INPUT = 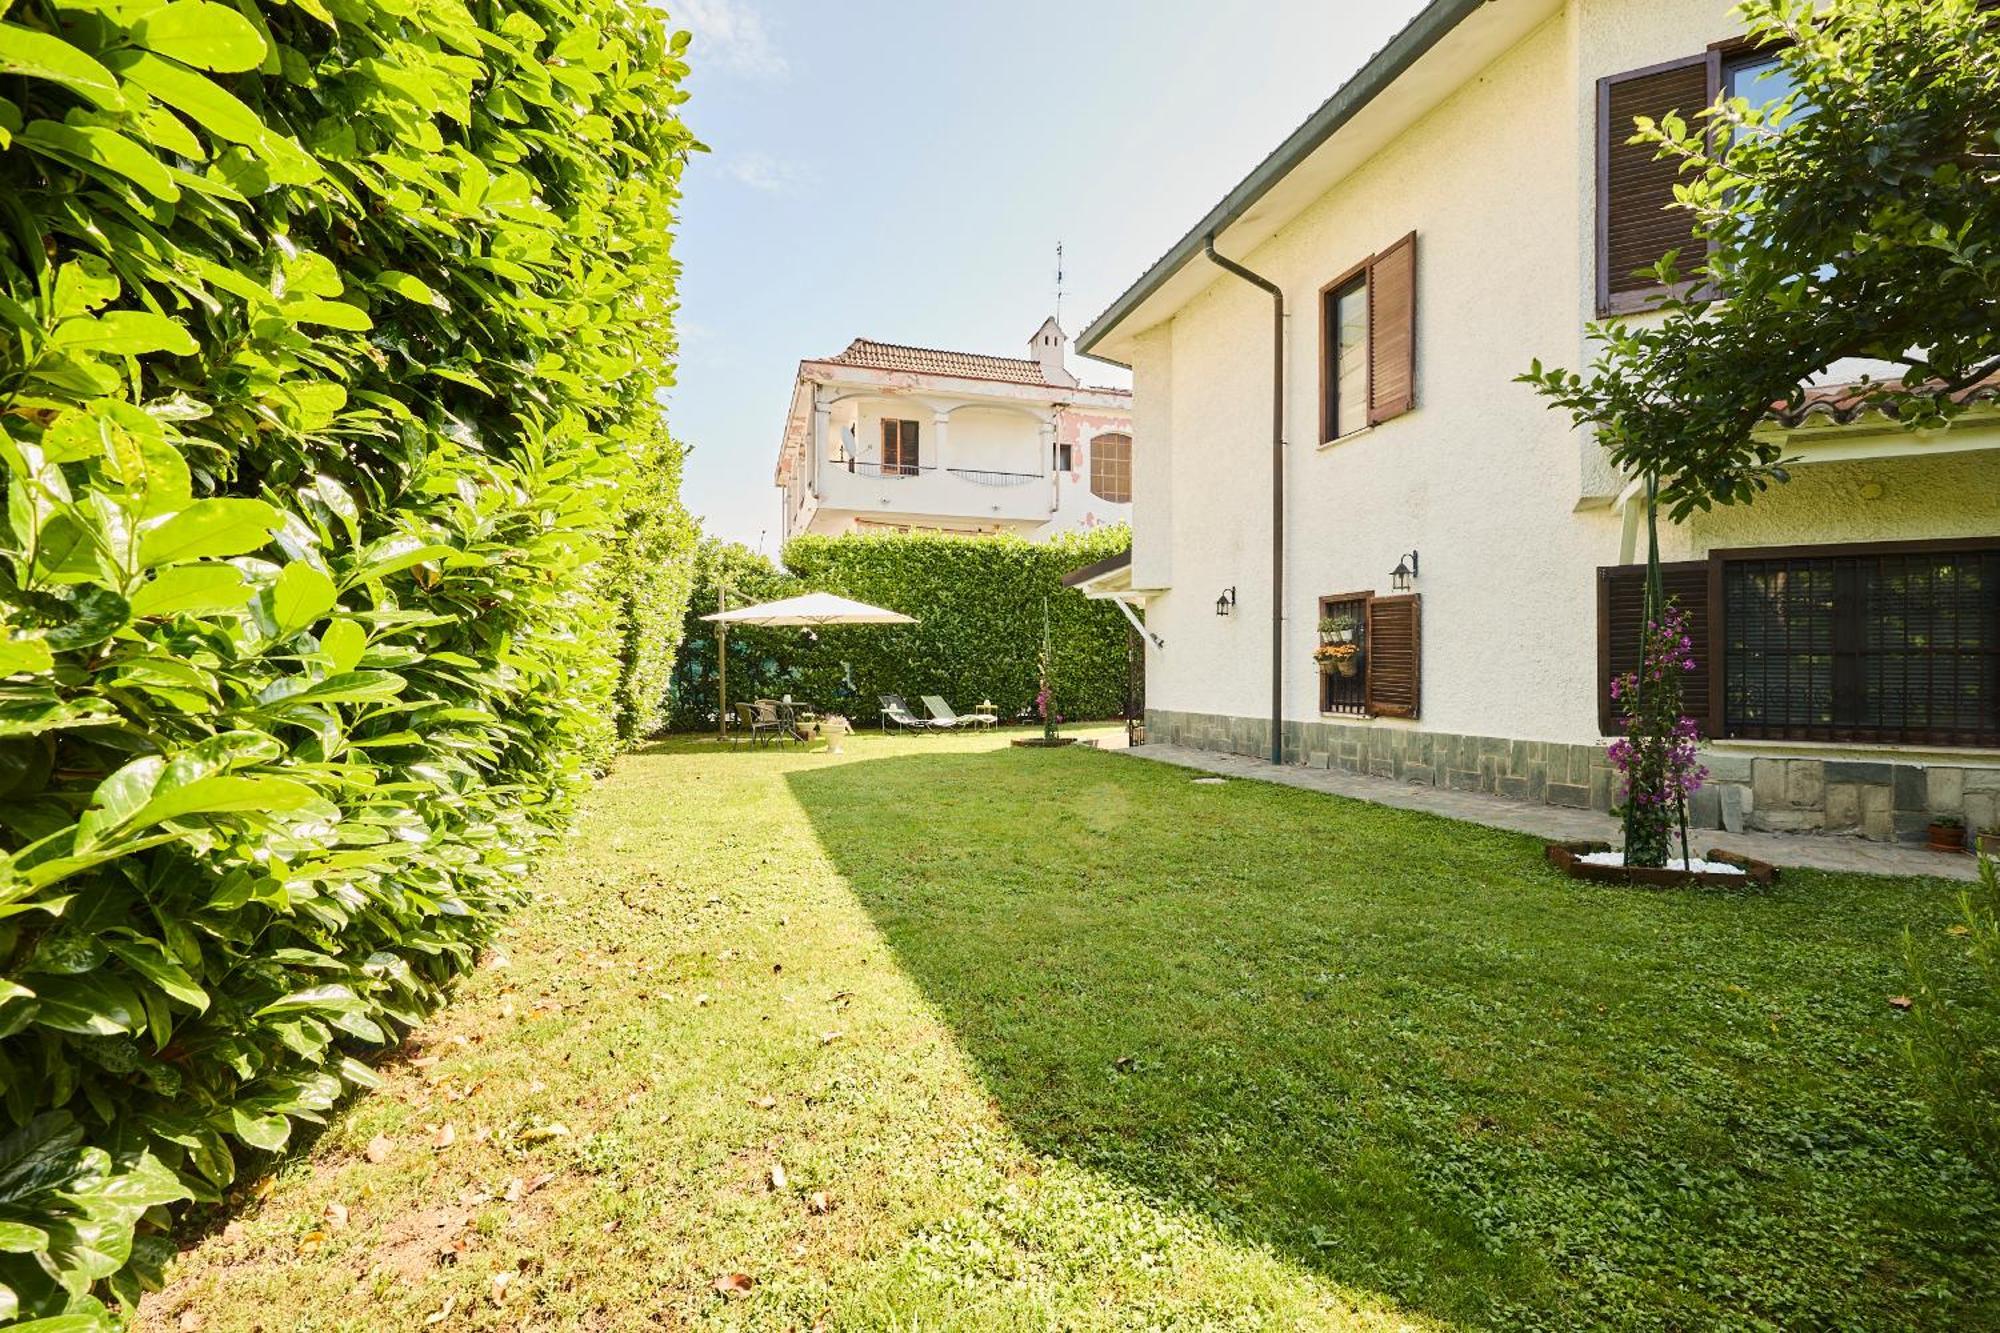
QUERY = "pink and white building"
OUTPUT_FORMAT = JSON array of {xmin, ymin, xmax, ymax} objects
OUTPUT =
[{"xmin": 774, "ymin": 318, "xmax": 1134, "ymax": 542}]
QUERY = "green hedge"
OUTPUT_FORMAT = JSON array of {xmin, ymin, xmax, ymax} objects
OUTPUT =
[
  {"xmin": 0, "ymin": 0, "xmax": 693, "ymax": 1322},
  {"xmin": 669, "ymin": 529, "xmax": 1135, "ymax": 731}
]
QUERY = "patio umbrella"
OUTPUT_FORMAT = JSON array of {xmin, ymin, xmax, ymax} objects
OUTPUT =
[
  {"xmin": 700, "ymin": 592, "xmax": 916, "ymax": 738},
  {"xmin": 702, "ymin": 592, "xmax": 917, "ymax": 627}
]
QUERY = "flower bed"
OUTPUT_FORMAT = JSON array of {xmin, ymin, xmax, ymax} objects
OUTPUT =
[{"xmin": 1546, "ymin": 840, "xmax": 1778, "ymax": 889}]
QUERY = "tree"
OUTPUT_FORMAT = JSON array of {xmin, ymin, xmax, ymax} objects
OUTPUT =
[{"xmin": 1523, "ymin": 0, "xmax": 2000, "ymax": 523}]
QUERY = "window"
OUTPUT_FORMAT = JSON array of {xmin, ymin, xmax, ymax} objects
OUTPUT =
[
  {"xmin": 1324, "ymin": 275, "xmax": 1368, "ymax": 439},
  {"xmin": 1723, "ymin": 545, "xmax": 1999, "ymax": 746},
  {"xmin": 1598, "ymin": 40, "xmax": 1817, "ymax": 314},
  {"xmin": 1596, "ymin": 541, "xmax": 2000, "ymax": 747},
  {"xmin": 1316, "ymin": 591, "xmax": 1422, "ymax": 719},
  {"xmin": 881, "ymin": 418, "xmax": 919, "ymax": 476},
  {"xmin": 1318, "ymin": 233, "xmax": 1417, "ymax": 443},
  {"xmin": 1054, "ymin": 441, "xmax": 1073, "ymax": 473},
  {"xmin": 1090, "ymin": 433, "xmax": 1131, "ymax": 503}
]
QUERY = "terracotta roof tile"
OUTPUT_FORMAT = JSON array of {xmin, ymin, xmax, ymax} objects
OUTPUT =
[
  {"xmin": 813, "ymin": 338, "xmax": 1129, "ymax": 396},
  {"xmin": 818, "ymin": 338, "xmax": 1052, "ymax": 385},
  {"xmin": 1772, "ymin": 371, "xmax": 2000, "ymax": 427}
]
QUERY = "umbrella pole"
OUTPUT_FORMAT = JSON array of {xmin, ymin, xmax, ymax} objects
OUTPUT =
[{"xmin": 716, "ymin": 582, "xmax": 728, "ymax": 742}]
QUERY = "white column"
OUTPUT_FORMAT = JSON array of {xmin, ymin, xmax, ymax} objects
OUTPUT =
[
  {"xmin": 1039, "ymin": 416, "xmax": 1059, "ymax": 514},
  {"xmin": 931, "ymin": 411, "xmax": 951, "ymax": 471}
]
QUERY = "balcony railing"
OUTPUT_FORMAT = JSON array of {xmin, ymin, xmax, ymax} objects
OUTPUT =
[
  {"xmin": 946, "ymin": 467, "xmax": 1041, "ymax": 488},
  {"xmin": 839, "ymin": 458, "xmax": 929, "ymax": 479}
]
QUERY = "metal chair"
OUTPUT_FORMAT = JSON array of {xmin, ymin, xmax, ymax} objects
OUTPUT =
[{"xmin": 735, "ymin": 701, "xmax": 780, "ymax": 745}]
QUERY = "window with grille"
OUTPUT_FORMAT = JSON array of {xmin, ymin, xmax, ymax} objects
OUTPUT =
[
  {"xmin": 1090, "ymin": 433, "xmax": 1131, "ymax": 503},
  {"xmin": 1319, "ymin": 595, "xmax": 1369, "ymax": 716},
  {"xmin": 1721, "ymin": 545, "xmax": 2000, "ymax": 746}
]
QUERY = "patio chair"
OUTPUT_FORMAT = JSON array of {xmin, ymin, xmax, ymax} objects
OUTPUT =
[
  {"xmin": 753, "ymin": 699, "xmax": 797, "ymax": 744},
  {"xmin": 735, "ymin": 701, "xmax": 780, "ymax": 746},
  {"xmin": 922, "ymin": 695, "xmax": 995, "ymax": 729},
  {"xmin": 879, "ymin": 694, "xmax": 939, "ymax": 734}
]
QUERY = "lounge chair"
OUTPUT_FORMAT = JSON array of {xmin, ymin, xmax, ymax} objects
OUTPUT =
[
  {"xmin": 922, "ymin": 695, "xmax": 995, "ymax": 729},
  {"xmin": 879, "ymin": 694, "xmax": 939, "ymax": 734}
]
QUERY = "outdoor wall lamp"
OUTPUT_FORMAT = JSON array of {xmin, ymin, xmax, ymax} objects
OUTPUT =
[
  {"xmin": 1390, "ymin": 550, "xmax": 1420, "ymax": 592},
  {"xmin": 1215, "ymin": 586, "xmax": 1237, "ymax": 617}
]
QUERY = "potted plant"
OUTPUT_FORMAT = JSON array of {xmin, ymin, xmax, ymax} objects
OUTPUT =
[
  {"xmin": 1928, "ymin": 813, "xmax": 1967, "ymax": 853},
  {"xmin": 1316, "ymin": 613, "xmax": 1362, "ymax": 676},
  {"xmin": 1314, "ymin": 641, "xmax": 1361, "ymax": 676}
]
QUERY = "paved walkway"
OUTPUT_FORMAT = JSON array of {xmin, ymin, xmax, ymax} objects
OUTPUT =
[{"xmin": 1118, "ymin": 742, "xmax": 1981, "ymax": 882}]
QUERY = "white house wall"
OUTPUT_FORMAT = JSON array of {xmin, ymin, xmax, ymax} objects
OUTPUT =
[{"xmin": 1131, "ymin": 0, "xmax": 2000, "ymax": 797}]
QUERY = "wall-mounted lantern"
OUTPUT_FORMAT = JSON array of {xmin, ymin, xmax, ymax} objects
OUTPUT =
[
  {"xmin": 1215, "ymin": 586, "xmax": 1237, "ymax": 617},
  {"xmin": 1390, "ymin": 550, "xmax": 1420, "ymax": 593}
]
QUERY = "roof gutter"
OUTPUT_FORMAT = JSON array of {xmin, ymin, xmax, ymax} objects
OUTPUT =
[
  {"xmin": 1202, "ymin": 237, "xmax": 1286, "ymax": 768},
  {"xmin": 1078, "ymin": 0, "xmax": 1488, "ymax": 364}
]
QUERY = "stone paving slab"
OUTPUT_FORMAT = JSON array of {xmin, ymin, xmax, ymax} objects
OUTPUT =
[{"xmin": 1118, "ymin": 742, "xmax": 1981, "ymax": 883}]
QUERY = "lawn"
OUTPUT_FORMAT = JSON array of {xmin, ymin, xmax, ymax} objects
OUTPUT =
[{"xmin": 139, "ymin": 730, "xmax": 2000, "ymax": 1330}]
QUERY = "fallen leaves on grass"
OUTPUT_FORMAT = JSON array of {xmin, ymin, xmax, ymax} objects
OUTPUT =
[
  {"xmin": 365, "ymin": 1135, "xmax": 394, "ymax": 1164},
  {"xmin": 768, "ymin": 1164, "xmax": 788, "ymax": 1191},
  {"xmin": 424, "ymin": 1295, "xmax": 457, "ymax": 1325},
  {"xmin": 748, "ymin": 1095, "xmax": 777, "ymax": 1110},
  {"xmin": 431, "ymin": 1122, "xmax": 457, "ymax": 1150},
  {"xmin": 323, "ymin": 1201, "xmax": 349, "ymax": 1231},
  {"xmin": 519, "ymin": 1122, "xmax": 571, "ymax": 1144},
  {"xmin": 712, "ymin": 1272, "xmax": 754, "ymax": 1298},
  {"xmin": 806, "ymin": 1191, "xmax": 832, "ymax": 1215},
  {"xmin": 1889, "ymin": 995, "xmax": 1915, "ymax": 1010},
  {"xmin": 819, "ymin": 1031, "xmax": 844, "ymax": 1046}
]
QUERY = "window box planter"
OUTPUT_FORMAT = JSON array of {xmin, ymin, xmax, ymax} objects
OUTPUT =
[
  {"xmin": 1978, "ymin": 830, "xmax": 2000, "ymax": 858},
  {"xmin": 1545, "ymin": 840, "xmax": 1777, "ymax": 889}
]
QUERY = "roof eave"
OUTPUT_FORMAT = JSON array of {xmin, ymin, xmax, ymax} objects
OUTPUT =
[{"xmin": 1077, "ymin": 0, "xmax": 1489, "ymax": 361}]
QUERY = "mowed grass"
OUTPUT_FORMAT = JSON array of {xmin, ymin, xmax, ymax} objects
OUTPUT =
[{"xmin": 140, "ymin": 731, "xmax": 2000, "ymax": 1330}]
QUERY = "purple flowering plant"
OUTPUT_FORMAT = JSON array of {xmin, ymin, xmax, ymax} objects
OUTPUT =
[{"xmin": 1607, "ymin": 601, "xmax": 1709, "ymax": 868}]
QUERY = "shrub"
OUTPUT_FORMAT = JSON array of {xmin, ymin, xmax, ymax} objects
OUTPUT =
[
  {"xmin": 0, "ymin": 0, "xmax": 694, "ymax": 1321},
  {"xmin": 667, "ymin": 529, "xmax": 1135, "ymax": 731}
]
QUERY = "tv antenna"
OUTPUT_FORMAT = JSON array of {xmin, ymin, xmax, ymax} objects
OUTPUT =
[{"xmin": 1054, "ymin": 241, "xmax": 1065, "ymax": 324}]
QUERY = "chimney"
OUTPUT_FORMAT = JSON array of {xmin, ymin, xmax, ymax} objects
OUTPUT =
[{"xmin": 1029, "ymin": 316, "xmax": 1076, "ymax": 388}]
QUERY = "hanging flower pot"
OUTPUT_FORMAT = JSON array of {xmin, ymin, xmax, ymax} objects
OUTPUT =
[{"xmin": 1314, "ymin": 642, "xmax": 1360, "ymax": 676}]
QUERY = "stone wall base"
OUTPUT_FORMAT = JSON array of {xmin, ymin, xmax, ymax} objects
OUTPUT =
[{"xmin": 1144, "ymin": 708, "xmax": 2000, "ymax": 844}]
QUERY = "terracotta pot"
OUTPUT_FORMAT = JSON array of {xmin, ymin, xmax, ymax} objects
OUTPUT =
[{"xmin": 1928, "ymin": 822, "xmax": 1967, "ymax": 853}]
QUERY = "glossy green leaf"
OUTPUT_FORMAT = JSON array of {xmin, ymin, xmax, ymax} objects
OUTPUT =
[
  {"xmin": 137, "ymin": 498, "xmax": 278, "ymax": 566},
  {"xmin": 128, "ymin": 563, "xmax": 249, "ymax": 617},
  {"xmin": 50, "ymin": 311, "xmax": 198, "ymax": 358},
  {"xmin": 256, "ymin": 562, "xmax": 337, "ymax": 641},
  {"xmin": 130, "ymin": 2, "xmax": 269, "ymax": 73},
  {"xmin": 0, "ymin": 23, "xmax": 126, "ymax": 110},
  {"xmin": 19, "ymin": 121, "xmax": 178, "ymax": 202}
]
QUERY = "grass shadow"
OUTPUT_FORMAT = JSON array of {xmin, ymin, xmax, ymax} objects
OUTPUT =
[{"xmin": 784, "ymin": 744, "xmax": 2000, "ymax": 1329}]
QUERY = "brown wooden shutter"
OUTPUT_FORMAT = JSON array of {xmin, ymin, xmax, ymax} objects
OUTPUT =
[
  {"xmin": 1596, "ymin": 560, "xmax": 1716, "ymax": 735},
  {"xmin": 1598, "ymin": 57, "xmax": 1711, "ymax": 313},
  {"xmin": 1366, "ymin": 232, "xmax": 1416, "ymax": 424},
  {"xmin": 1365, "ymin": 593, "xmax": 1420, "ymax": 718}
]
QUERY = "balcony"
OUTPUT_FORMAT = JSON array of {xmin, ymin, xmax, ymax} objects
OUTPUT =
[{"xmin": 812, "ymin": 457, "xmax": 1055, "ymax": 526}]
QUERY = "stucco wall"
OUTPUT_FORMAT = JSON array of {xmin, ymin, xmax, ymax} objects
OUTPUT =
[{"xmin": 1131, "ymin": 0, "xmax": 2000, "ymax": 774}]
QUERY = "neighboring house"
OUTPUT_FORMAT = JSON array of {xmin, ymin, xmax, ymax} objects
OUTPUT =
[
  {"xmin": 774, "ymin": 318, "xmax": 1134, "ymax": 542},
  {"xmin": 1072, "ymin": 0, "xmax": 2000, "ymax": 842}
]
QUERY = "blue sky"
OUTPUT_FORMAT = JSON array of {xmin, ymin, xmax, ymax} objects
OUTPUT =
[{"xmin": 665, "ymin": 0, "xmax": 1428, "ymax": 551}]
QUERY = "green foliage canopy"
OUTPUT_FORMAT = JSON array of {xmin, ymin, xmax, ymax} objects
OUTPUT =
[
  {"xmin": 1522, "ymin": 0, "xmax": 2000, "ymax": 521},
  {"xmin": 668, "ymin": 529, "xmax": 1136, "ymax": 731},
  {"xmin": 0, "ymin": 0, "xmax": 695, "ymax": 1320}
]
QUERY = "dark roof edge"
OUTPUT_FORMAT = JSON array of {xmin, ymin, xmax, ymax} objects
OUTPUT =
[
  {"xmin": 1061, "ymin": 548, "xmax": 1133, "ymax": 587},
  {"xmin": 1077, "ymin": 0, "xmax": 1488, "ymax": 364}
]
